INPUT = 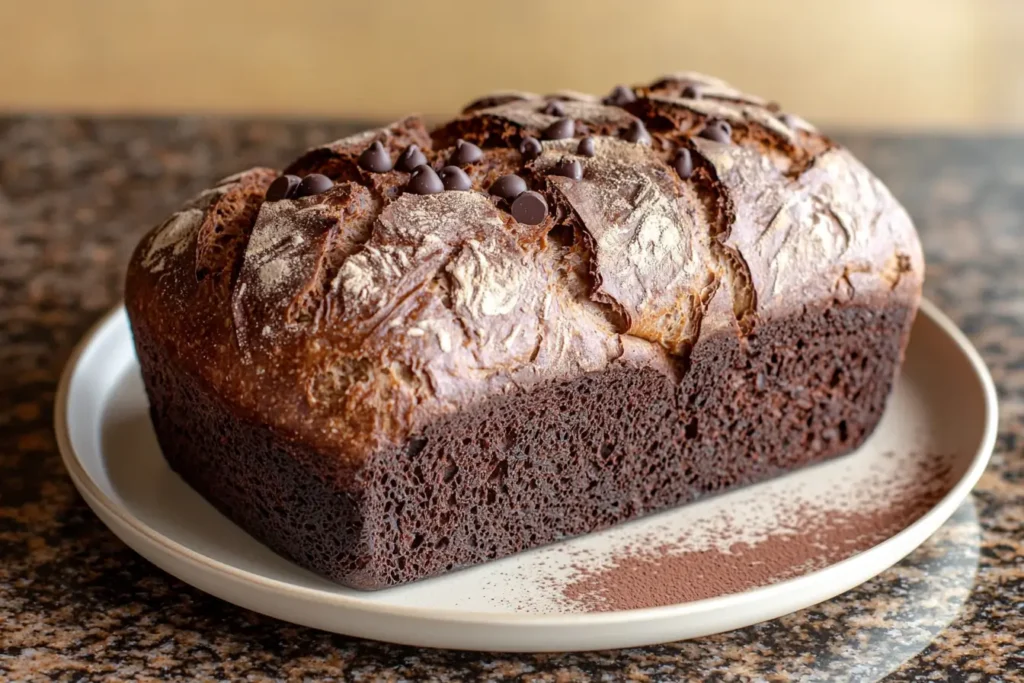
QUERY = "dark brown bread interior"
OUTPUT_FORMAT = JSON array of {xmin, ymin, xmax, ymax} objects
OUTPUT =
[{"xmin": 125, "ymin": 72, "xmax": 924, "ymax": 589}]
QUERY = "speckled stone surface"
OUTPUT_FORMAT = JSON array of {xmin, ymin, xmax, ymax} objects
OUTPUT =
[{"xmin": 0, "ymin": 118, "xmax": 1021, "ymax": 682}]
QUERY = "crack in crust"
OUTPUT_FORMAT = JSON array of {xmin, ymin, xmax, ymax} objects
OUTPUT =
[{"xmin": 193, "ymin": 168, "xmax": 277, "ymax": 286}]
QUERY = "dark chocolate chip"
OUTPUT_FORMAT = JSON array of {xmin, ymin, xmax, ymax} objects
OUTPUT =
[
  {"xmin": 779, "ymin": 113, "xmax": 800, "ymax": 129},
  {"xmin": 699, "ymin": 119, "xmax": 733, "ymax": 144},
  {"xmin": 449, "ymin": 139, "xmax": 483, "ymax": 166},
  {"xmin": 511, "ymin": 191, "xmax": 548, "ymax": 225},
  {"xmin": 623, "ymin": 120, "xmax": 652, "ymax": 145},
  {"xmin": 542, "ymin": 100, "xmax": 566, "ymax": 117},
  {"xmin": 673, "ymin": 148, "xmax": 694, "ymax": 179},
  {"xmin": 439, "ymin": 166, "xmax": 472, "ymax": 191},
  {"xmin": 396, "ymin": 144, "xmax": 428, "ymax": 172},
  {"xmin": 406, "ymin": 165, "xmax": 444, "ymax": 195},
  {"xmin": 551, "ymin": 157, "xmax": 583, "ymax": 181},
  {"xmin": 577, "ymin": 137, "xmax": 596, "ymax": 157},
  {"xmin": 265, "ymin": 174, "xmax": 301, "ymax": 201},
  {"xmin": 489, "ymin": 174, "xmax": 528, "ymax": 200},
  {"xmin": 542, "ymin": 117, "xmax": 575, "ymax": 141},
  {"xmin": 603, "ymin": 85, "xmax": 637, "ymax": 107},
  {"xmin": 357, "ymin": 141, "xmax": 393, "ymax": 173},
  {"xmin": 519, "ymin": 136, "xmax": 543, "ymax": 161},
  {"xmin": 294, "ymin": 173, "xmax": 334, "ymax": 198},
  {"xmin": 681, "ymin": 84, "xmax": 702, "ymax": 99}
]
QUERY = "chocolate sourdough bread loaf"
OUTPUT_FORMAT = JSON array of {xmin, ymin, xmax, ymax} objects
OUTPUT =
[{"xmin": 125, "ymin": 72, "xmax": 923, "ymax": 589}]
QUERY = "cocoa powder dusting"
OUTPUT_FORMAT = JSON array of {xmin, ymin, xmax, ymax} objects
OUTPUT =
[{"xmin": 560, "ymin": 452, "xmax": 952, "ymax": 612}]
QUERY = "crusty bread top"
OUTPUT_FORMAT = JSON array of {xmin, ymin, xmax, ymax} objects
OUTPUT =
[{"xmin": 125, "ymin": 73, "xmax": 923, "ymax": 472}]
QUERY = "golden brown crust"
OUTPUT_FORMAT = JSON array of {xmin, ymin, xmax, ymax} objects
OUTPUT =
[{"xmin": 125, "ymin": 73, "xmax": 924, "ymax": 470}]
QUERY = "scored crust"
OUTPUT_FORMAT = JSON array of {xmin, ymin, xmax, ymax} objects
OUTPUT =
[{"xmin": 127, "ymin": 74, "xmax": 922, "ymax": 472}]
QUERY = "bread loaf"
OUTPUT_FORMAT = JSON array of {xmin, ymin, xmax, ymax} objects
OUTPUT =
[{"xmin": 125, "ymin": 73, "xmax": 923, "ymax": 589}]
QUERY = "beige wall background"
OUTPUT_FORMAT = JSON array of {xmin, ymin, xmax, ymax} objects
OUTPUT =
[{"xmin": 2, "ymin": 0, "xmax": 1024, "ymax": 129}]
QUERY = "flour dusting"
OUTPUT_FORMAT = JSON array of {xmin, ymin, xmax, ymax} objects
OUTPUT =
[{"xmin": 142, "ymin": 209, "xmax": 204, "ymax": 273}]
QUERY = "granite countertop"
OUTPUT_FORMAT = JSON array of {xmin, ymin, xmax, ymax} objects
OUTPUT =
[{"xmin": 0, "ymin": 118, "xmax": 1021, "ymax": 681}]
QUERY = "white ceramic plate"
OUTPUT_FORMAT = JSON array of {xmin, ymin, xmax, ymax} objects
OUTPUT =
[{"xmin": 55, "ymin": 299, "xmax": 997, "ymax": 652}]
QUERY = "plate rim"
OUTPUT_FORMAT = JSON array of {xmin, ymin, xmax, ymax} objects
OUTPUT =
[{"xmin": 54, "ymin": 298, "xmax": 999, "ymax": 630}]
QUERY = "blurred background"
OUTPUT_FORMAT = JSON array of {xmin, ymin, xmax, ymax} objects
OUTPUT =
[{"xmin": 1, "ymin": 0, "xmax": 1024, "ymax": 130}]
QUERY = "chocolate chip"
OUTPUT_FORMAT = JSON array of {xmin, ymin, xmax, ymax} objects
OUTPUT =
[
  {"xmin": 396, "ymin": 144, "xmax": 428, "ymax": 172},
  {"xmin": 406, "ymin": 165, "xmax": 444, "ymax": 195},
  {"xmin": 357, "ymin": 141, "xmax": 393, "ymax": 173},
  {"xmin": 489, "ymin": 174, "xmax": 527, "ymax": 200},
  {"xmin": 448, "ymin": 139, "xmax": 483, "ymax": 166},
  {"xmin": 681, "ymin": 84, "xmax": 702, "ymax": 99},
  {"xmin": 294, "ymin": 173, "xmax": 333, "ymax": 198},
  {"xmin": 673, "ymin": 149, "xmax": 694, "ymax": 179},
  {"xmin": 542, "ymin": 117, "xmax": 575, "ymax": 141},
  {"xmin": 439, "ymin": 166, "xmax": 472, "ymax": 191},
  {"xmin": 779, "ymin": 113, "xmax": 800, "ymax": 129},
  {"xmin": 577, "ymin": 137, "xmax": 596, "ymax": 157},
  {"xmin": 623, "ymin": 120, "xmax": 651, "ymax": 145},
  {"xmin": 542, "ymin": 100, "xmax": 566, "ymax": 117},
  {"xmin": 519, "ymin": 136, "xmax": 543, "ymax": 161},
  {"xmin": 551, "ymin": 157, "xmax": 583, "ymax": 181},
  {"xmin": 699, "ymin": 119, "xmax": 732, "ymax": 144},
  {"xmin": 511, "ymin": 191, "xmax": 548, "ymax": 225},
  {"xmin": 603, "ymin": 85, "xmax": 636, "ymax": 107},
  {"xmin": 265, "ymin": 174, "xmax": 301, "ymax": 201}
]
